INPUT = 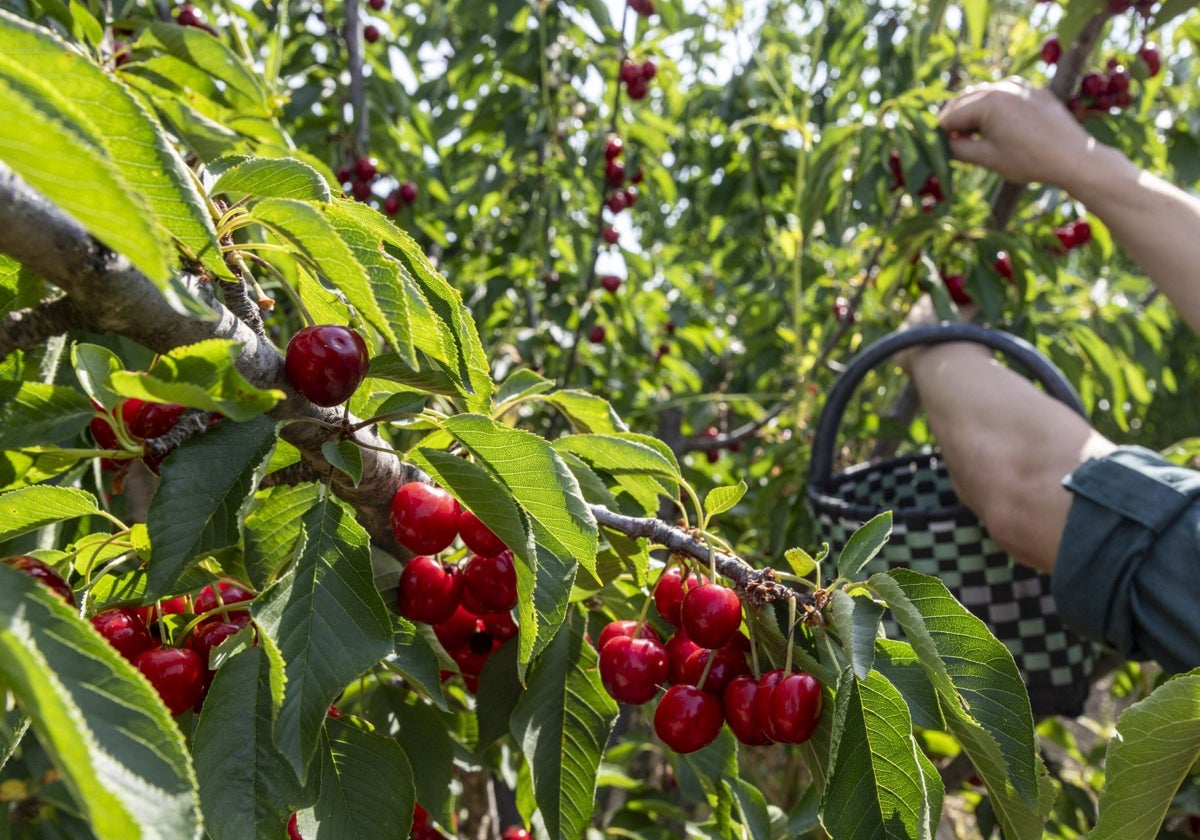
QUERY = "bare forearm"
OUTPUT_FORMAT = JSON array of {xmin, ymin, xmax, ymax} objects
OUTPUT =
[{"xmin": 1063, "ymin": 145, "xmax": 1200, "ymax": 333}]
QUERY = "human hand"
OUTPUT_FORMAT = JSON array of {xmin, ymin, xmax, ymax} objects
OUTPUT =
[{"xmin": 937, "ymin": 77, "xmax": 1098, "ymax": 189}]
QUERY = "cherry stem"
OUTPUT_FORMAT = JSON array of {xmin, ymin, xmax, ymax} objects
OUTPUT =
[
  {"xmin": 747, "ymin": 620, "xmax": 762, "ymax": 679},
  {"xmin": 784, "ymin": 596, "xmax": 797, "ymax": 675},
  {"xmin": 695, "ymin": 649, "xmax": 716, "ymax": 692}
]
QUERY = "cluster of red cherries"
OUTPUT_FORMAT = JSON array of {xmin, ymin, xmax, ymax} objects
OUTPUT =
[
  {"xmin": 389, "ymin": 481, "xmax": 520, "ymax": 693},
  {"xmin": 335, "ymin": 155, "xmax": 419, "ymax": 215},
  {"xmin": 596, "ymin": 566, "xmax": 822, "ymax": 754},
  {"xmin": 602, "ymin": 134, "xmax": 644, "ymax": 217},
  {"xmin": 89, "ymin": 398, "xmax": 189, "ymax": 476},
  {"xmin": 1039, "ymin": 33, "xmax": 1162, "ymax": 121},
  {"xmin": 1, "ymin": 554, "xmax": 254, "ymax": 717}
]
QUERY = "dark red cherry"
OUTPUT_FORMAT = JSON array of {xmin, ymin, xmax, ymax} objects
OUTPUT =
[
  {"xmin": 397, "ymin": 555, "xmax": 463, "ymax": 624},
  {"xmin": 284, "ymin": 324, "xmax": 371, "ymax": 407},
  {"xmin": 389, "ymin": 482, "xmax": 461, "ymax": 556},
  {"xmin": 188, "ymin": 620, "xmax": 246, "ymax": 668},
  {"xmin": 2, "ymin": 555, "xmax": 75, "ymax": 605},
  {"xmin": 598, "ymin": 635, "xmax": 668, "ymax": 705},
  {"xmin": 193, "ymin": 580, "xmax": 255, "ymax": 623},
  {"xmin": 432, "ymin": 604, "xmax": 483, "ymax": 650},
  {"xmin": 597, "ymin": 619, "xmax": 660, "ymax": 653},
  {"xmin": 723, "ymin": 675, "xmax": 771, "ymax": 746},
  {"xmin": 91, "ymin": 607, "xmax": 155, "ymax": 661},
  {"xmin": 767, "ymin": 672, "xmax": 822, "ymax": 744},
  {"xmin": 462, "ymin": 551, "xmax": 518, "ymax": 613},
  {"xmin": 457, "ymin": 509, "xmax": 507, "ymax": 556},
  {"xmin": 753, "ymin": 669, "xmax": 787, "ymax": 742},
  {"xmin": 678, "ymin": 645, "xmax": 751, "ymax": 695},
  {"xmin": 653, "ymin": 567, "xmax": 710, "ymax": 628},
  {"xmin": 134, "ymin": 646, "xmax": 207, "ymax": 715},
  {"xmin": 653, "ymin": 684, "xmax": 724, "ymax": 754},
  {"xmin": 679, "ymin": 583, "xmax": 742, "ymax": 649}
]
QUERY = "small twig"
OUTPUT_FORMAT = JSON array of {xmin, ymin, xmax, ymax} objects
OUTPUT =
[{"xmin": 589, "ymin": 504, "xmax": 813, "ymax": 608}]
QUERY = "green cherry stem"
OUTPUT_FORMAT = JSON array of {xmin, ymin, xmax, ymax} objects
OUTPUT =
[{"xmin": 784, "ymin": 596, "xmax": 797, "ymax": 675}]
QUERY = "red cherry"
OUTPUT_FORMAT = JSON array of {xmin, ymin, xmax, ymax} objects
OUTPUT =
[
  {"xmin": 188, "ymin": 620, "xmax": 246, "ymax": 668},
  {"xmin": 131, "ymin": 402, "xmax": 186, "ymax": 440},
  {"xmin": 597, "ymin": 619, "xmax": 660, "ymax": 653},
  {"xmin": 389, "ymin": 482, "xmax": 461, "ymax": 555},
  {"xmin": 1081, "ymin": 72, "xmax": 1105, "ymax": 98},
  {"xmin": 363, "ymin": 24, "xmax": 381, "ymax": 42},
  {"xmin": 598, "ymin": 635, "xmax": 668, "ymax": 704},
  {"xmin": 679, "ymin": 646, "xmax": 750, "ymax": 695},
  {"xmin": 943, "ymin": 273, "xmax": 973, "ymax": 305},
  {"xmin": 625, "ymin": 77, "xmax": 649, "ymax": 100},
  {"xmin": 605, "ymin": 160, "xmax": 626, "ymax": 187},
  {"xmin": 723, "ymin": 675, "xmax": 771, "ymax": 746},
  {"xmin": 588, "ymin": 325, "xmax": 607, "ymax": 344},
  {"xmin": 411, "ymin": 827, "xmax": 448, "ymax": 840},
  {"xmin": 368, "ymin": 0, "xmax": 386, "ymax": 9},
  {"xmin": 640, "ymin": 59, "xmax": 657, "ymax": 80},
  {"xmin": 336, "ymin": 164, "xmax": 353, "ymax": 184},
  {"xmin": 397, "ymin": 556, "xmax": 463, "ymax": 624},
  {"xmin": 622, "ymin": 186, "xmax": 638, "ymax": 207},
  {"xmin": 481, "ymin": 610, "xmax": 517, "ymax": 642},
  {"xmin": 917, "ymin": 174, "xmax": 943, "ymax": 202},
  {"xmin": 679, "ymin": 583, "xmax": 742, "ymax": 649},
  {"xmin": 665, "ymin": 629, "xmax": 703, "ymax": 684},
  {"xmin": 833, "ymin": 296, "xmax": 854, "ymax": 324},
  {"xmin": 602, "ymin": 225, "xmax": 620, "ymax": 245},
  {"xmin": 285, "ymin": 324, "xmax": 371, "ymax": 407},
  {"xmin": 752, "ymin": 669, "xmax": 787, "ymax": 742},
  {"xmin": 462, "ymin": 550, "xmax": 518, "ymax": 613},
  {"xmin": 1040, "ymin": 36, "xmax": 1061, "ymax": 64},
  {"xmin": 449, "ymin": 631, "xmax": 497, "ymax": 676},
  {"xmin": 351, "ymin": 178, "xmax": 373, "ymax": 201},
  {"xmin": 600, "ymin": 275, "xmax": 622, "ymax": 293},
  {"xmin": 91, "ymin": 608, "xmax": 155, "ymax": 661},
  {"xmin": 653, "ymin": 685, "xmax": 724, "ymax": 754},
  {"xmin": 384, "ymin": 192, "xmax": 401, "ymax": 215},
  {"xmin": 457, "ymin": 509, "xmax": 507, "ymax": 556},
  {"xmin": 432, "ymin": 604, "xmax": 482, "ymax": 650},
  {"xmin": 2, "ymin": 555, "xmax": 75, "ymax": 605},
  {"xmin": 767, "ymin": 672, "xmax": 822, "ymax": 744},
  {"xmin": 501, "ymin": 827, "xmax": 531, "ymax": 840},
  {"xmin": 193, "ymin": 580, "xmax": 255, "ymax": 623},
  {"xmin": 619, "ymin": 62, "xmax": 642, "ymax": 86},
  {"xmin": 654, "ymin": 567, "xmax": 710, "ymax": 627},
  {"xmin": 1137, "ymin": 45, "xmax": 1161, "ymax": 77},
  {"xmin": 399, "ymin": 180, "xmax": 419, "ymax": 204},
  {"xmin": 887, "ymin": 148, "xmax": 905, "ymax": 190},
  {"xmin": 606, "ymin": 191, "xmax": 629, "ymax": 214},
  {"xmin": 993, "ymin": 251, "xmax": 1013, "ymax": 281},
  {"xmin": 604, "ymin": 136, "xmax": 623, "ymax": 160},
  {"xmin": 355, "ymin": 156, "xmax": 378, "ymax": 181},
  {"xmin": 413, "ymin": 803, "xmax": 429, "ymax": 828},
  {"xmin": 1106, "ymin": 69, "xmax": 1131, "ymax": 96},
  {"xmin": 134, "ymin": 647, "xmax": 207, "ymax": 715}
]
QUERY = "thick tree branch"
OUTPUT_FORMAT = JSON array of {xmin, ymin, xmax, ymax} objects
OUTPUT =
[
  {"xmin": 0, "ymin": 162, "xmax": 417, "ymax": 557},
  {"xmin": 0, "ymin": 296, "xmax": 89, "ymax": 357}
]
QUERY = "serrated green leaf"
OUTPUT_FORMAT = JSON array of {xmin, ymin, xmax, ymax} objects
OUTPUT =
[
  {"xmin": 146, "ymin": 415, "xmax": 277, "ymax": 597},
  {"xmin": 829, "ymin": 589, "xmax": 883, "ymax": 680},
  {"xmin": 475, "ymin": 640, "xmax": 522, "ymax": 749},
  {"xmin": 869, "ymin": 569, "xmax": 1053, "ymax": 838},
  {"xmin": 542, "ymin": 390, "xmax": 629, "ymax": 433},
  {"xmin": 0, "ymin": 485, "xmax": 102, "ymax": 542},
  {"xmin": 211, "ymin": 157, "xmax": 332, "ymax": 202},
  {"xmin": 385, "ymin": 617, "xmax": 448, "ymax": 712},
  {"xmin": 0, "ymin": 447, "xmax": 86, "ymax": 492},
  {"xmin": 1090, "ymin": 670, "xmax": 1200, "ymax": 840},
  {"xmin": 312, "ymin": 718, "xmax": 415, "ymax": 840},
  {"xmin": 552, "ymin": 432, "xmax": 679, "ymax": 513},
  {"xmin": 0, "ymin": 565, "xmax": 201, "ymax": 840},
  {"xmin": 71, "ymin": 344, "xmax": 123, "ymax": 411},
  {"xmin": 384, "ymin": 689, "xmax": 455, "ymax": 824},
  {"xmin": 495, "ymin": 368, "xmax": 555, "ymax": 406},
  {"xmin": 137, "ymin": 22, "xmax": 270, "ymax": 116},
  {"xmin": 252, "ymin": 495, "xmax": 395, "ymax": 780},
  {"xmin": 0, "ymin": 11, "xmax": 225, "ymax": 280},
  {"xmin": 193, "ymin": 647, "xmax": 303, "ymax": 840},
  {"xmin": 872, "ymin": 639, "xmax": 944, "ymax": 731},
  {"xmin": 244, "ymin": 483, "xmax": 321, "ymax": 589},
  {"xmin": 250, "ymin": 198, "xmax": 397, "ymax": 352},
  {"xmin": 365, "ymin": 352, "xmax": 462, "ymax": 397},
  {"xmin": 109, "ymin": 339, "xmax": 284, "ymax": 421},
  {"xmin": 704, "ymin": 480, "xmax": 747, "ymax": 518},
  {"xmin": 821, "ymin": 668, "xmax": 942, "ymax": 840},
  {"xmin": 837, "ymin": 511, "xmax": 892, "ymax": 580},
  {"xmin": 510, "ymin": 610, "xmax": 618, "ymax": 840},
  {"xmin": 0, "ymin": 381, "xmax": 92, "ymax": 450},
  {"xmin": 320, "ymin": 440, "xmax": 363, "ymax": 487},
  {"xmin": 784, "ymin": 547, "xmax": 819, "ymax": 579}
]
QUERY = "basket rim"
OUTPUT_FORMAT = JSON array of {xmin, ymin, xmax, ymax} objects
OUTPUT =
[{"xmin": 805, "ymin": 451, "xmax": 974, "ymax": 525}]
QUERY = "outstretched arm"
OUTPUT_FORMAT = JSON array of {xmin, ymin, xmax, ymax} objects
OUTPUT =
[{"xmin": 938, "ymin": 77, "xmax": 1200, "ymax": 334}]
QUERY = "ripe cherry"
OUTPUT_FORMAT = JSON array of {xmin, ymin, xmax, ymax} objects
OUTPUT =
[
  {"xmin": 368, "ymin": 0, "xmax": 386, "ymax": 9},
  {"xmin": 134, "ymin": 646, "xmax": 207, "ymax": 715},
  {"xmin": 285, "ymin": 324, "xmax": 371, "ymax": 407},
  {"xmin": 665, "ymin": 629, "xmax": 703, "ymax": 684},
  {"xmin": 597, "ymin": 619, "xmax": 660, "ymax": 653},
  {"xmin": 131, "ymin": 401, "xmax": 186, "ymax": 440},
  {"xmin": 588, "ymin": 325, "xmax": 607, "ymax": 344},
  {"xmin": 1137, "ymin": 44, "xmax": 1161, "ymax": 78},
  {"xmin": 1081, "ymin": 72, "xmax": 1105, "ymax": 98},
  {"xmin": 463, "ymin": 550, "xmax": 518, "ymax": 613},
  {"xmin": 399, "ymin": 180, "xmax": 419, "ymax": 204},
  {"xmin": 389, "ymin": 482, "xmax": 461, "ymax": 555},
  {"xmin": 604, "ymin": 136, "xmax": 623, "ymax": 159},
  {"xmin": 2, "ymin": 555, "xmax": 75, "ymax": 605},
  {"xmin": 626, "ymin": 77, "xmax": 649, "ymax": 100},
  {"xmin": 679, "ymin": 645, "xmax": 750, "ymax": 695},
  {"xmin": 605, "ymin": 160, "xmax": 626, "ymax": 187},
  {"xmin": 397, "ymin": 555, "xmax": 463, "ymax": 624},
  {"xmin": 619, "ymin": 62, "xmax": 642, "ymax": 86},
  {"xmin": 993, "ymin": 251, "xmax": 1013, "ymax": 281},
  {"xmin": 501, "ymin": 827, "xmax": 531, "ymax": 840},
  {"xmin": 723, "ymin": 675, "xmax": 772, "ymax": 746},
  {"xmin": 602, "ymin": 225, "xmax": 620, "ymax": 245},
  {"xmin": 481, "ymin": 609, "xmax": 518, "ymax": 642},
  {"xmin": 752, "ymin": 669, "xmax": 787, "ymax": 742},
  {"xmin": 943, "ymin": 273, "xmax": 972, "ymax": 305},
  {"xmin": 599, "ymin": 635, "xmax": 668, "ymax": 705},
  {"xmin": 363, "ymin": 24, "xmax": 381, "ymax": 42},
  {"xmin": 1040, "ymin": 37, "xmax": 1061, "ymax": 64},
  {"xmin": 653, "ymin": 684, "xmax": 724, "ymax": 754},
  {"xmin": 193, "ymin": 580, "xmax": 255, "ymax": 623},
  {"xmin": 188, "ymin": 620, "xmax": 245, "ymax": 667},
  {"xmin": 767, "ymin": 672, "xmax": 822, "ymax": 744},
  {"xmin": 680, "ymin": 583, "xmax": 742, "ymax": 649},
  {"xmin": 457, "ymin": 509, "xmax": 506, "ymax": 556},
  {"xmin": 653, "ymin": 567, "xmax": 710, "ymax": 627},
  {"xmin": 91, "ymin": 608, "xmax": 155, "ymax": 661},
  {"xmin": 384, "ymin": 192, "xmax": 401, "ymax": 215},
  {"xmin": 413, "ymin": 803, "xmax": 429, "ymax": 828},
  {"xmin": 432, "ymin": 604, "xmax": 482, "ymax": 650},
  {"xmin": 601, "ymin": 275, "xmax": 622, "ymax": 293},
  {"xmin": 287, "ymin": 812, "xmax": 303, "ymax": 840}
]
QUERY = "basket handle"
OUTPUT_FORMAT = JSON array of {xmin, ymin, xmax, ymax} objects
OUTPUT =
[{"xmin": 808, "ymin": 322, "xmax": 1087, "ymax": 486}]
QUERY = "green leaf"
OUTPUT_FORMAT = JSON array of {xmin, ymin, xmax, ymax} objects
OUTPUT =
[
  {"xmin": 320, "ymin": 440, "xmax": 363, "ymax": 487},
  {"xmin": 961, "ymin": 0, "xmax": 989, "ymax": 49},
  {"xmin": 365, "ymin": 352, "xmax": 461, "ymax": 398},
  {"xmin": 145, "ymin": 415, "xmax": 277, "ymax": 598},
  {"xmin": 71, "ymin": 344, "xmax": 123, "ymax": 411},
  {"xmin": 137, "ymin": 22, "xmax": 271, "ymax": 116},
  {"xmin": 0, "ymin": 447, "xmax": 86, "ymax": 492},
  {"xmin": 869, "ymin": 569, "xmax": 1053, "ymax": 838},
  {"xmin": 0, "ymin": 485, "xmax": 102, "ymax": 542},
  {"xmin": 542, "ymin": 390, "xmax": 629, "ymax": 434},
  {"xmin": 829, "ymin": 589, "xmax": 883, "ymax": 680},
  {"xmin": 250, "ymin": 199, "xmax": 397, "ymax": 352},
  {"xmin": 872, "ymin": 639, "xmax": 944, "ymax": 731},
  {"xmin": 211, "ymin": 157, "xmax": 332, "ymax": 203},
  {"xmin": 193, "ymin": 647, "xmax": 303, "ymax": 840},
  {"xmin": 1056, "ymin": 0, "xmax": 1105, "ymax": 58},
  {"xmin": 252, "ymin": 495, "xmax": 395, "ymax": 780},
  {"xmin": 0, "ymin": 381, "xmax": 92, "ymax": 450},
  {"xmin": 0, "ymin": 11, "xmax": 224, "ymax": 280},
  {"xmin": 494, "ymin": 368, "xmax": 555, "ymax": 406},
  {"xmin": 476, "ymin": 640, "xmax": 523, "ymax": 749},
  {"xmin": 110, "ymin": 339, "xmax": 283, "ymax": 421},
  {"xmin": 0, "ymin": 565, "xmax": 201, "ymax": 840},
  {"xmin": 783, "ymin": 547, "xmax": 819, "ymax": 579},
  {"xmin": 384, "ymin": 690, "xmax": 455, "ymax": 825},
  {"xmin": 704, "ymin": 480, "xmax": 747, "ymax": 518},
  {"xmin": 1090, "ymin": 670, "xmax": 1200, "ymax": 840},
  {"xmin": 552, "ymin": 432, "xmax": 679, "ymax": 513},
  {"xmin": 312, "ymin": 718, "xmax": 415, "ymax": 840},
  {"xmin": 244, "ymin": 483, "xmax": 321, "ymax": 589},
  {"xmin": 820, "ymin": 668, "xmax": 943, "ymax": 840},
  {"xmin": 385, "ymin": 617, "xmax": 448, "ymax": 712},
  {"xmin": 837, "ymin": 511, "xmax": 892, "ymax": 580},
  {"xmin": 510, "ymin": 610, "xmax": 618, "ymax": 840}
]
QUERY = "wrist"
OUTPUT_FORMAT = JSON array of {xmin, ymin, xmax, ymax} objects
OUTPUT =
[{"xmin": 1056, "ymin": 142, "xmax": 1136, "ymax": 207}]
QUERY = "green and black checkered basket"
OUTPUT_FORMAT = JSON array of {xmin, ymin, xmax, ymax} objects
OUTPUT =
[{"xmin": 806, "ymin": 322, "xmax": 1099, "ymax": 717}]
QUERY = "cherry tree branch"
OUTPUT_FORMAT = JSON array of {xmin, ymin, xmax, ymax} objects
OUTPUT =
[
  {"xmin": 0, "ymin": 161, "xmax": 418, "ymax": 558},
  {"xmin": 0, "ymin": 297, "xmax": 89, "ymax": 358}
]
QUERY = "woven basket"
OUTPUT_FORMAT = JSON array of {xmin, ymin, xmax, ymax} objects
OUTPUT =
[{"xmin": 806, "ymin": 323, "xmax": 1098, "ymax": 717}]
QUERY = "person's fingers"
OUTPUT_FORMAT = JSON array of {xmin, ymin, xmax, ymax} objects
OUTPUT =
[
  {"xmin": 945, "ymin": 135, "xmax": 1001, "ymax": 170},
  {"xmin": 937, "ymin": 89, "xmax": 992, "ymax": 134}
]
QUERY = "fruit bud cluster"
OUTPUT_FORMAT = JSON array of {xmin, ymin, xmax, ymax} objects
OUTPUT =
[{"xmin": 596, "ymin": 566, "xmax": 822, "ymax": 754}]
